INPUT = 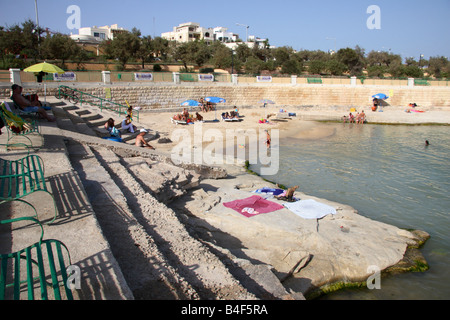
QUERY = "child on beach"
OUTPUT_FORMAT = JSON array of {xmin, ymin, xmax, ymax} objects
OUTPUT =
[{"xmin": 135, "ymin": 129, "xmax": 155, "ymax": 149}]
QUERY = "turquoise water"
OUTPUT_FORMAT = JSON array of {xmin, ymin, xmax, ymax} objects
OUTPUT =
[{"xmin": 259, "ymin": 123, "xmax": 450, "ymax": 300}]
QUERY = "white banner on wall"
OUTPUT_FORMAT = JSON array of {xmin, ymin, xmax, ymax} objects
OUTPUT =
[
  {"xmin": 256, "ymin": 76, "xmax": 272, "ymax": 83},
  {"xmin": 198, "ymin": 74, "xmax": 214, "ymax": 82},
  {"xmin": 134, "ymin": 73, "xmax": 153, "ymax": 81},
  {"xmin": 53, "ymin": 72, "xmax": 76, "ymax": 81}
]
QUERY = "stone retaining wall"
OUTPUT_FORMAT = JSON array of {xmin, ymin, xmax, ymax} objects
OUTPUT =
[{"xmin": 1, "ymin": 83, "xmax": 449, "ymax": 110}]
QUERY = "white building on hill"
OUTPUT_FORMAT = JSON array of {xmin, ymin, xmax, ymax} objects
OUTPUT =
[
  {"xmin": 161, "ymin": 22, "xmax": 215, "ymax": 44},
  {"xmin": 70, "ymin": 24, "xmax": 128, "ymax": 43}
]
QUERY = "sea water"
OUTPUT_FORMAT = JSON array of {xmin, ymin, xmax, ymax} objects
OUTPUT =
[{"xmin": 258, "ymin": 122, "xmax": 450, "ymax": 300}]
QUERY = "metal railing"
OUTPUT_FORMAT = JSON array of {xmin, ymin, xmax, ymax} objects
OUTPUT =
[{"xmin": 56, "ymin": 85, "xmax": 139, "ymax": 122}]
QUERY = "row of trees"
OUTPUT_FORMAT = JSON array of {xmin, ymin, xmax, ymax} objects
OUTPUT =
[{"xmin": 1, "ymin": 20, "xmax": 449, "ymax": 79}]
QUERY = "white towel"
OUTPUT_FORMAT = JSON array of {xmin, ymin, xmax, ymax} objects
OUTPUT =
[{"xmin": 283, "ymin": 199, "xmax": 336, "ymax": 220}]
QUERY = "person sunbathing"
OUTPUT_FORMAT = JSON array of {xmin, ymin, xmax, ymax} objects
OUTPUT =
[
  {"xmin": 11, "ymin": 84, "xmax": 55, "ymax": 122},
  {"xmin": 173, "ymin": 114, "xmax": 186, "ymax": 121},
  {"xmin": 276, "ymin": 186, "xmax": 298, "ymax": 202}
]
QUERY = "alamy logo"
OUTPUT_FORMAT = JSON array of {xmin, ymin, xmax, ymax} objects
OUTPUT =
[
  {"xmin": 366, "ymin": 265, "xmax": 381, "ymax": 289},
  {"xmin": 367, "ymin": 5, "xmax": 381, "ymax": 30},
  {"xmin": 171, "ymin": 124, "xmax": 279, "ymax": 176},
  {"xmin": 66, "ymin": 5, "xmax": 81, "ymax": 30},
  {"xmin": 66, "ymin": 265, "xmax": 81, "ymax": 290}
]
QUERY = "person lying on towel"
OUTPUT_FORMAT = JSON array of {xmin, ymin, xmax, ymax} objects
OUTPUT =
[{"xmin": 276, "ymin": 185, "xmax": 298, "ymax": 202}]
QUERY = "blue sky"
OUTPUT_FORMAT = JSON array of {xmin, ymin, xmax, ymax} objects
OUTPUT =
[{"xmin": 1, "ymin": 0, "xmax": 449, "ymax": 60}]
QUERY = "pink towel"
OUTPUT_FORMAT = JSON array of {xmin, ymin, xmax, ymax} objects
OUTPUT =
[{"xmin": 223, "ymin": 195, "xmax": 284, "ymax": 218}]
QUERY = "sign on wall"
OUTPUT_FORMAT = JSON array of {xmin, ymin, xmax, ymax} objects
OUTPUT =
[
  {"xmin": 134, "ymin": 73, "xmax": 153, "ymax": 81},
  {"xmin": 198, "ymin": 74, "xmax": 214, "ymax": 82},
  {"xmin": 53, "ymin": 72, "xmax": 76, "ymax": 81},
  {"xmin": 256, "ymin": 76, "xmax": 272, "ymax": 83}
]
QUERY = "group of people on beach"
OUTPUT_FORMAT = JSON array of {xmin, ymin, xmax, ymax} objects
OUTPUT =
[
  {"xmin": 172, "ymin": 108, "xmax": 204, "ymax": 123},
  {"xmin": 104, "ymin": 105, "xmax": 155, "ymax": 150},
  {"xmin": 342, "ymin": 110, "xmax": 366, "ymax": 124},
  {"xmin": 199, "ymin": 98, "xmax": 214, "ymax": 112},
  {"xmin": 222, "ymin": 109, "xmax": 239, "ymax": 120}
]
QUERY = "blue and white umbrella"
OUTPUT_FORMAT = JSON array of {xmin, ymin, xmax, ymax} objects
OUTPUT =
[
  {"xmin": 259, "ymin": 99, "xmax": 275, "ymax": 104},
  {"xmin": 205, "ymin": 96, "xmax": 226, "ymax": 103},
  {"xmin": 372, "ymin": 93, "xmax": 389, "ymax": 100},
  {"xmin": 181, "ymin": 99, "xmax": 201, "ymax": 107}
]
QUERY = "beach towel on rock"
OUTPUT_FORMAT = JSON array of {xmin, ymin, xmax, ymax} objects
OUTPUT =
[
  {"xmin": 283, "ymin": 199, "xmax": 336, "ymax": 220},
  {"xmin": 254, "ymin": 187, "xmax": 285, "ymax": 196},
  {"xmin": 223, "ymin": 195, "xmax": 284, "ymax": 218}
]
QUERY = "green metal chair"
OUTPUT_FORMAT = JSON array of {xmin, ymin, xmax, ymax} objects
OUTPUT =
[
  {"xmin": 0, "ymin": 103, "xmax": 43, "ymax": 151},
  {"xmin": 0, "ymin": 155, "xmax": 58, "ymax": 224},
  {"xmin": 0, "ymin": 217, "xmax": 73, "ymax": 300}
]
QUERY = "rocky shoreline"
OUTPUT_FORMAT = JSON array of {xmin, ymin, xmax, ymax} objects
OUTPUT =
[{"xmin": 168, "ymin": 158, "xmax": 430, "ymax": 299}]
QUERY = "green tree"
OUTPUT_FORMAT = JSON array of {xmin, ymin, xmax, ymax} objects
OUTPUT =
[
  {"xmin": 135, "ymin": 35, "xmax": 153, "ymax": 69},
  {"xmin": 308, "ymin": 60, "xmax": 326, "ymax": 75},
  {"xmin": 244, "ymin": 56, "xmax": 265, "ymax": 74},
  {"xmin": 235, "ymin": 43, "xmax": 252, "ymax": 65},
  {"xmin": 281, "ymin": 59, "xmax": 302, "ymax": 75},
  {"xmin": 272, "ymin": 46, "xmax": 294, "ymax": 67},
  {"xmin": 367, "ymin": 65, "xmax": 388, "ymax": 78},
  {"xmin": 403, "ymin": 65, "xmax": 424, "ymax": 78},
  {"xmin": 427, "ymin": 56, "xmax": 449, "ymax": 78},
  {"xmin": 102, "ymin": 31, "xmax": 140, "ymax": 70},
  {"xmin": 41, "ymin": 33, "xmax": 80, "ymax": 68},
  {"xmin": 211, "ymin": 43, "xmax": 233, "ymax": 69},
  {"xmin": 0, "ymin": 19, "xmax": 42, "ymax": 61},
  {"xmin": 326, "ymin": 59, "xmax": 347, "ymax": 76},
  {"xmin": 152, "ymin": 36, "xmax": 170, "ymax": 61},
  {"xmin": 336, "ymin": 47, "xmax": 365, "ymax": 75},
  {"xmin": 173, "ymin": 41, "xmax": 211, "ymax": 70}
]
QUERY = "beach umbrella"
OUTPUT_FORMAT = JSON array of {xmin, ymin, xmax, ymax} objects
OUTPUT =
[
  {"xmin": 205, "ymin": 96, "xmax": 226, "ymax": 103},
  {"xmin": 24, "ymin": 62, "xmax": 65, "ymax": 104},
  {"xmin": 180, "ymin": 99, "xmax": 201, "ymax": 107},
  {"xmin": 259, "ymin": 99, "xmax": 275, "ymax": 105},
  {"xmin": 372, "ymin": 93, "xmax": 389, "ymax": 100},
  {"xmin": 24, "ymin": 62, "xmax": 65, "ymax": 74},
  {"xmin": 205, "ymin": 97, "xmax": 225, "ymax": 122}
]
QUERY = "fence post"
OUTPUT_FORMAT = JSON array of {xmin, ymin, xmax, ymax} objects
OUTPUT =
[
  {"xmin": 232, "ymin": 74, "xmax": 238, "ymax": 85},
  {"xmin": 291, "ymin": 75, "xmax": 297, "ymax": 85},
  {"xmin": 408, "ymin": 78, "xmax": 415, "ymax": 87},
  {"xmin": 350, "ymin": 76, "xmax": 357, "ymax": 86},
  {"xmin": 9, "ymin": 68, "xmax": 22, "ymax": 86},
  {"xmin": 102, "ymin": 71, "xmax": 111, "ymax": 84},
  {"xmin": 173, "ymin": 72, "xmax": 180, "ymax": 84}
]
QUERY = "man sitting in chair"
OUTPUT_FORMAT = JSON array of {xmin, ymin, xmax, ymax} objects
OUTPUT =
[{"xmin": 11, "ymin": 84, "xmax": 55, "ymax": 122}]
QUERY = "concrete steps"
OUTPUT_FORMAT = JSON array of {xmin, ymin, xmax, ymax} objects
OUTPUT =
[
  {"xmin": 66, "ymin": 140, "xmax": 256, "ymax": 299},
  {"xmin": 48, "ymin": 96, "xmax": 296, "ymax": 300},
  {"xmin": 67, "ymin": 140, "xmax": 199, "ymax": 299},
  {"xmin": 50, "ymin": 97, "xmax": 148, "ymax": 144}
]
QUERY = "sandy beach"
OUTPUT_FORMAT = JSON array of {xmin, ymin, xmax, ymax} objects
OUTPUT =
[{"xmin": 137, "ymin": 104, "xmax": 450, "ymax": 157}]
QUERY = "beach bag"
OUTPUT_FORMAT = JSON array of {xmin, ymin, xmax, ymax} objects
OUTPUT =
[{"xmin": 110, "ymin": 126, "xmax": 120, "ymax": 137}]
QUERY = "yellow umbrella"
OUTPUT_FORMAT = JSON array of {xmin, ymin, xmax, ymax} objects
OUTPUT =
[
  {"xmin": 24, "ymin": 62, "xmax": 65, "ymax": 74},
  {"xmin": 24, "ymin": 62, "xmax": 65, "ymax": 104}
]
